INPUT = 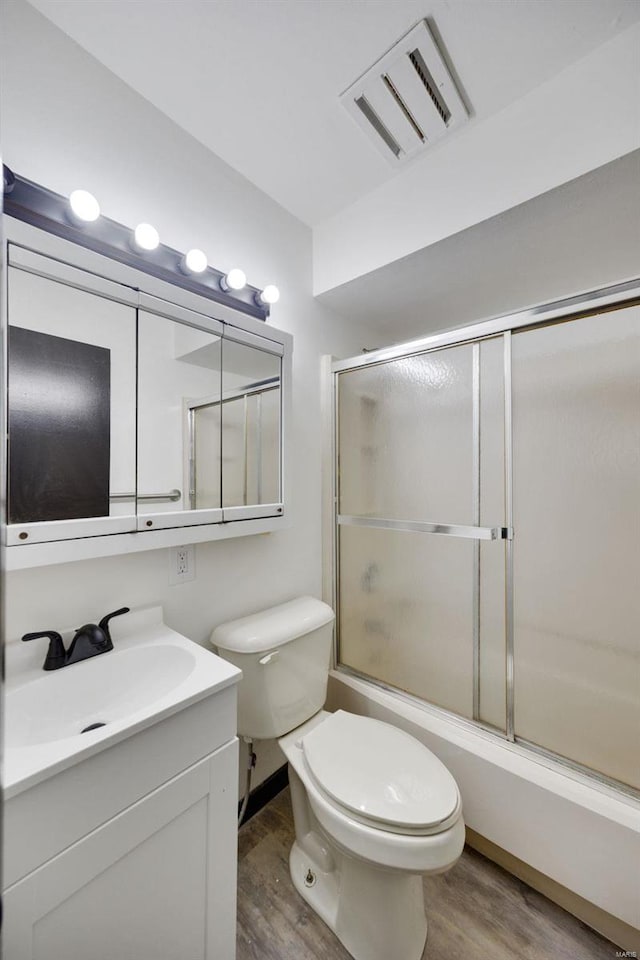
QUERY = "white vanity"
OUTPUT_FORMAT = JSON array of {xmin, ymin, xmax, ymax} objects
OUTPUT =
[{"xmin": 3, "ymin": 606, "xmax": 241, "ymax": 960}]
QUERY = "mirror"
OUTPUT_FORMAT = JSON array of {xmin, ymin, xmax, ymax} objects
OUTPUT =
[
  {"xmin": 137, "ymin": 310, "xmax": 223, "ymax": 524},
  {"xmin": 6, "ymin": 237, "xmax": 287, "ymax": 548},
  {"xmin": 220, "ymin": 337, "xmax": 281, "ymax": 508},
  {"xmin": 137, "ymin": 314, "xmax": 283, "ymax": 524},
  {"xmin": 7, "ymin": 265, "xmax": 137, "ymax": 529}
]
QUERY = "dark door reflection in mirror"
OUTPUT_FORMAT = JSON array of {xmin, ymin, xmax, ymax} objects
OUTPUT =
[
  {"xmin": 137, "ymin": 311, "xmax": 223, "ymax": 515},
  {"xmin": 221, "ymin": 338, "xmax": 281, "ymax": 507},
  {"xmin": 7, "ymin": 267, "xmax": 136, "ymax": 525}
]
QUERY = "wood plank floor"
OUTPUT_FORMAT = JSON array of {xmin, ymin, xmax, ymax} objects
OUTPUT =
[{"xmin": 237, "ymin": 788, "xmax": 616, "ymax": 960}]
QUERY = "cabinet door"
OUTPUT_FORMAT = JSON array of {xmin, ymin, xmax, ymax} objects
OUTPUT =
[
  {"xmin": 4, "ymin": 742, "xmax": 238, "ymax": 960},
  {"xmin": 137, "ymin": 304, "xmax": 287, "ymax": 529},
  {"xmin": 6, "ymin": 247, "xmax": 138, "ymax": 545},
  {"xmin": 137, "ymin": 304, "xmax": 224, "ymax": 531}
]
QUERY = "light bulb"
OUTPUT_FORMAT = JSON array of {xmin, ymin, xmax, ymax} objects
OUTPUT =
[
  {"xmin": 133, "ymin": 223, "xmax": 160, "ymax": 251},
  {"xmin": 69, "ymin": 189, "xmax": 100, "ymax": 223},
  {"xmin": 183, "ymin": 248, "xmax": 208, "ymax": 274},
  {"xmin": 258, "ymin": 284, "xmax": 280, "ymax": 305},
  {"xmin": 221, "ymin": 268, "xmax": 246, "ymax": 292}
]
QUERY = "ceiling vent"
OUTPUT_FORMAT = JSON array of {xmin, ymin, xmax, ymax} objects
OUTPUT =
[{"xmin": 341, "ymin": 20, "xmax": 468, "ymax": 165}]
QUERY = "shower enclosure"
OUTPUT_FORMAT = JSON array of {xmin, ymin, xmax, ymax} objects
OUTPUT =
[{"xmin": 331, "ymin": 281, "xmax": 640, "ymax": 795}]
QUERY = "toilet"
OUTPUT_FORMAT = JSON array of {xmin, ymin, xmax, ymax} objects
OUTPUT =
[{"xmin": 211, "ymin": 596, "xmax": 465, "ymax": 960}]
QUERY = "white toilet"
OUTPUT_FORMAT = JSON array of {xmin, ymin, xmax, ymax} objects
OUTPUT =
[{"xmin": 212, "ymin": 596, "xmax": 465, "ymax": 960}]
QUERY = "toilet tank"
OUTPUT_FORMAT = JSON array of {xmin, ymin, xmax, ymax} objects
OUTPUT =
[{"xmin": 211, "ymin": 596, "xmax": 335, "ymax": 740}]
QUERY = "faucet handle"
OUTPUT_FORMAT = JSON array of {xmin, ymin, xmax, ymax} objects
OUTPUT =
[
  {"xmin": 98, "ymin": 607, "xmax": 130, "ymax": 641},
  {"xmin": 22, "ymin": 630, "xmax": 67, "ymax": 671}
]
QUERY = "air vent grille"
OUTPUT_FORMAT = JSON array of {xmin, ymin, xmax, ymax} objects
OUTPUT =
[
  {"xmin": 408, "ymin": 49, "xmax": 450, "ymax": 125},
  {"xmin": 340, "ymin": 20, "xmax": 468, "ymax": 166},
  {"xmin": 355, "ymin": 96, "xmax": 401, "ymax": 157},
  {"xmin": 382, "ymin": 74, "xmax": 425, "ymax": 143}
]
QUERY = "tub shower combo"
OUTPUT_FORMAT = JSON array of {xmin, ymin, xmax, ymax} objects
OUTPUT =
[{"xmin": 331, "ymin": 281, "xmax": 639, "ymax": 797}]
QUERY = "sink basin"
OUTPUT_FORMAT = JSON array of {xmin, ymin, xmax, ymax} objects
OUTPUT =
[
  {"xmin": 4, "ymin": 605, "xmax": 241, "ymax": 797},
  {"xmin": 7, "ymin": 644, "xmax": 196, "ymax": 747}
]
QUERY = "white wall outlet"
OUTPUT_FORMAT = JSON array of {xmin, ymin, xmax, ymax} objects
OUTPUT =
[{"xmin": 169, "ymin": 545, "xmax": 196, "ymax": 585}]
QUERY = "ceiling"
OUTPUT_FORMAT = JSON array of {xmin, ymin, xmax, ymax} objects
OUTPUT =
[{"xmin": 27, "ymin": 0, "xmax": 640, "ymax": 226}]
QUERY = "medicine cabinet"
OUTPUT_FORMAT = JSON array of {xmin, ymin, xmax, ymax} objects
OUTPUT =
[{"xmin": 4, "ymin": 220, "xmax": 291, "ymax": 569}]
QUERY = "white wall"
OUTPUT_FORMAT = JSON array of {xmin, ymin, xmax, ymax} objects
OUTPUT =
[
  {"xmin": 0, "ymin": 0, "xmax": 371, "ymax": 792},
  {"xmin": 317, "ymin": 151, "xmax": 640, "ymax": 345},
  {"xmin": 314, "ymin": 22, "xmax": 640, "ymax": 294}
]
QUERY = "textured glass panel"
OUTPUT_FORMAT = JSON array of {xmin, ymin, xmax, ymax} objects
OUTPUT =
[
  {"xmin": 193, "ymin": 405, "xmax": 221, "ymax": 509},
  {"xmin": 338, "ymin": 345, "xmax": 474, "ymax": 522},
  {"xmin": 222, "ymin": 340, "xmax": 281, "ymax": 507},
  {"xmin": 512, "ymin": 307, "xmax": 640, "ymax": 788},
  {"xmin": 248, "ymin": 388, "xmax": 280, "ymax": 504},
  {"xmin": 339, "ymin": 525, "xmax": 475, "ymax": 718},
  {"xmin": 479, "ymin": 337, "xmax": 507, "ymax": 730},
  {"xmin": 221, "ymin": 397, "xmax": 246, "ymax": 508}
]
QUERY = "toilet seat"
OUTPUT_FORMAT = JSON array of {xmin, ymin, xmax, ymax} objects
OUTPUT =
[{"xmin": 302, "ymin": 710, "xmax": 461, "ymax": 836}]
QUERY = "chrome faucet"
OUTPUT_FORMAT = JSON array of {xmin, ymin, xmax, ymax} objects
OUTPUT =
[{"xmin": 22, "ymin": 607, "xmax": 130, "ymax": 671}]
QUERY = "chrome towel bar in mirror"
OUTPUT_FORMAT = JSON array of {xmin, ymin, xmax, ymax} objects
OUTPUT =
[{"xmin": 110, "ymin": 490, "xmax": 182, "ymax": 503}]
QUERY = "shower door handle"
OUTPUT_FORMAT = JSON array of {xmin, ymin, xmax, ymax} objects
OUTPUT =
[{"xmin": 337, "ymin": 515, "xmax": 512, "ymax": 541}]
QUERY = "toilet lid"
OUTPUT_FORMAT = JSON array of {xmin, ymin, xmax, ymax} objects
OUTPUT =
[{"xmin": 302, "ymin": 710, "xmax": 459, "ymax": 831}]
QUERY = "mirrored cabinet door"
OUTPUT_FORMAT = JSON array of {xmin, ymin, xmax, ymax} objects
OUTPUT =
[
  {"xmin": 221, "ymin": 330, "xmax": 283, "ymax": 520},
  {"xmin": 6, "ymin": 254, "xmax": 137, "ymax": 545},
  {"xmin": 5, "ymin": 230, "xmax": 291, "ymax": 554},
  {"xmin": 137, "ymin": 306, "xmax": 224, "ymax": 530}
]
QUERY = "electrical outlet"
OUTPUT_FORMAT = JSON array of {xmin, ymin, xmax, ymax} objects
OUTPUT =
[
  {"xmin": 176, "ymin": 547, "xmax": 188, "ymax": 575},
  {"xmin": 169, "ymin": 545, "xmax": 196, "ymax": 585}
]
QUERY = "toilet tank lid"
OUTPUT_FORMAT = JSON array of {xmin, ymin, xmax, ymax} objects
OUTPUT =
[{"xmin": 211, "ymin": 596, "xmax": 335, "ymax": 654}]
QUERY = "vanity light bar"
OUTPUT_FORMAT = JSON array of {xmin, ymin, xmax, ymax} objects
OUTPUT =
[{"xmin": 2, "ymin": 166, "xmax": 276, "ymax": 322}]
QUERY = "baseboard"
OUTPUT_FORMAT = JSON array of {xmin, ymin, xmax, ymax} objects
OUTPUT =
[
  {"xmin": 465, "ymin": 828, "xmax": 640, "ymax": 954},
  {"xmin": 239, "ymin": 763, "xmax": 289, "ymax": 824}
]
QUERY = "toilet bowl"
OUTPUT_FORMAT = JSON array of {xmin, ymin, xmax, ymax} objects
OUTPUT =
[{"xmin": 212, "ymin": 597, "xmax": 465, "ymax": 960}]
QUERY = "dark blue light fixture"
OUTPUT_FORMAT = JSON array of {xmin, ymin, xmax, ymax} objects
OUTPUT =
[{"xmin": 2, "ymin": 165, "xmax": 275, "ymax": 321}]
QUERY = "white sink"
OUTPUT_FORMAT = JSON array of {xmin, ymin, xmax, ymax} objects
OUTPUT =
[
  {"xmin": 8, "ymin": 644, "xmax": 196, "ymax": 747},
  {"xmin": 5, "ymin": 606, "xmax": 241, "ymax": 797}
]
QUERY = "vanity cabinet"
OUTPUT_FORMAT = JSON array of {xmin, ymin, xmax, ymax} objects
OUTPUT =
[
  {"xmin": 3, "ymin": 617, "xmax": 241, "ymax": 960},
  {"xmin": 4, "ymin": 220, "xmax": 292, "ymax": 569},
  {"xmin": 4, "ymin": 745, "xmax": 237, "ymax": 960}
]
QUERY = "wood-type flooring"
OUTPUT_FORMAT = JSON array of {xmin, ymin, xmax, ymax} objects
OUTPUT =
[{"xmin": 237, "ymin": 788, "xmax": 616, "ymax": 960}]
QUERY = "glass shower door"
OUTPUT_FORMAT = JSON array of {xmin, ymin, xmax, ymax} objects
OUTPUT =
[
  {"xmin": 511, "ymin": 307, "xmax": 640, "ymax": 788},
  {"xmin": 337, "ymin": 340, "xmax": 507, "ymax": 726},
  {"xmin": 335, "ymin": 295, "xmax": 639, "ymax": 792}
]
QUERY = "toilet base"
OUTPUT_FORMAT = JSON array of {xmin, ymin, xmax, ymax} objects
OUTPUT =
[{"xmin": 290, "ymin": 840, "xmax": 428, "ymax": 960}]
